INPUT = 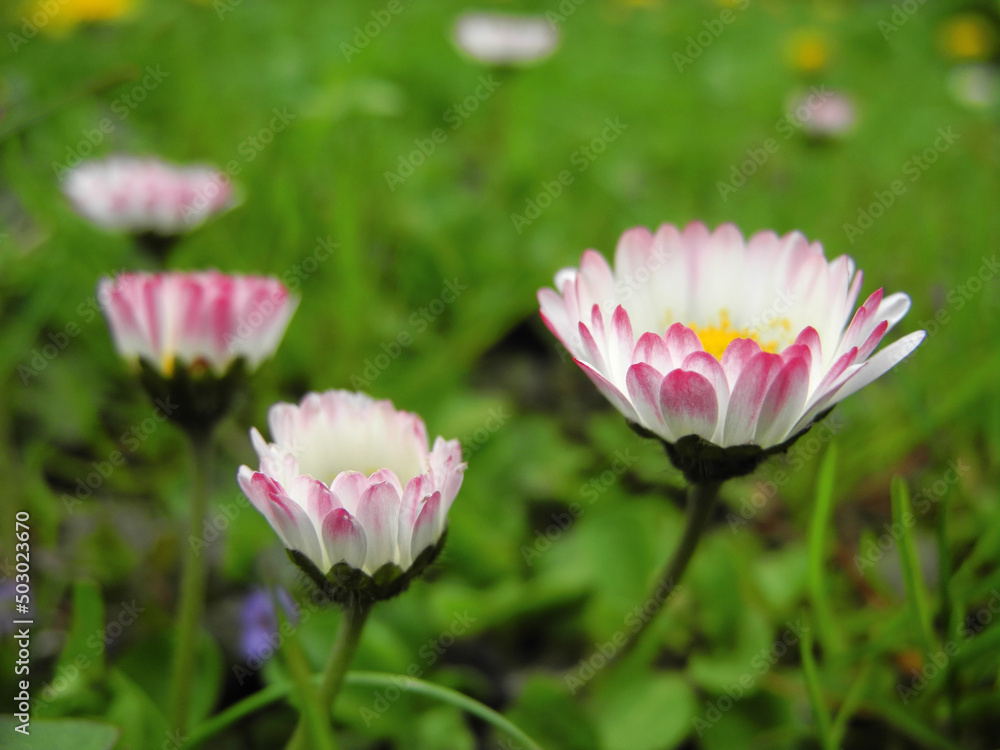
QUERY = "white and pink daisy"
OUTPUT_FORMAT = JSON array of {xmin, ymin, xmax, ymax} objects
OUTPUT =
[
  {"xmin": 99, "ymin": 271, "xmax": 297, "ymax": 378},
  {"xmin": 237, "ymin": 391, "xmax": 465, "ymax": 598},
  {"xmin": 453, "ymin": 12, "xmax": 559, "ymax": 66},
  {"xmin": 63, "ymin": 156, "xmax": 234, "ymax": 238},
  {"xmin": 538, "ymin": 222, "xmax": 925, "ymax": 481}
]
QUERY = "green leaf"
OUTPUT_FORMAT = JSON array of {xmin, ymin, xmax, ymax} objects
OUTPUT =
[
  {"xmin": 594, "ymin": 672, "xmax": 697, "ymax": 750},
  {"xmin": 412, "ymin": 705, "xmax": 476, "ymax": 750},
  {"xmin": 505, "ymin": 674, "xmax": 600, "ymax": 750},
  {"xmin": 106, "ymin": 669, "xmax": 170, "ymax": 750},
  {"xmin": 116, "ymin": 629, "xmax": 223, "ymax": 728},
  {"xmin": 55, "ymin": 580, "xmax": 106, "ymax": 688},
  {"xmin": 0, "ymin": 716, "xmax": 120, "ymax": 750}
]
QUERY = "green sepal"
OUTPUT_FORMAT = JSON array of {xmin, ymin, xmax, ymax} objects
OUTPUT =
[
  {"xmin": 629, "ymin": 407, "xmax": 835, "ymax": 484},
  {"xmin": 133, "ymin": 231, "xmax": 181, "ymax": 263},
  {"xmin": 285, "ymin": 530, "xmax": 448, "ymax": 608},
  {"xmin": 137, "ymin": 356, "xmax": 248, "ymax": 434}
]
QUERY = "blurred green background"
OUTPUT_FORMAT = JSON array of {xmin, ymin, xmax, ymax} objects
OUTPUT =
[{"xmin": 1, "ymin": 0, "xmax": 998, "ymax": 748}]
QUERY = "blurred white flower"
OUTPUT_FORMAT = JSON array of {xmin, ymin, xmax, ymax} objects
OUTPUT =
[
  {"xmin": 947, "ymin": 64, "xmax": 999, "ymax": 110},
  {"xmin": 453, "ymin": 12, "xmax": 559, "ymax": 66},
  {"xmin": 63, "ymin": 156, "xmax": 235, "ymax": 237}
]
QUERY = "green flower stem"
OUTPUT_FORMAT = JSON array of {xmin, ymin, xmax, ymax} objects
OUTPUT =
[
  {"xmin": 284, "ymin": 600, "xmax": 371, "ymax": 750},
  {"xmin": 282, "ymin": 613, "xmax": 337, "ymax": 750},
  {"xmin": 613, "ymin": 480, "xmax": 720, "ymax": 662},
  {"xmin": 169, "ymin": 427, "xmax": 215, "ymax": 735},
  {"xmin": 346, "ymin": 672, "xmax": 545, "ymax": 750},
  {"xmin": 183, "ymin": 671, "xmax": 545, "ymax": 750}
]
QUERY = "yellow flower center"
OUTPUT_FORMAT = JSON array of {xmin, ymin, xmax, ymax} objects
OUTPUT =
[{"xmin": 686, "ymin": 310, "xmax": 788, "ymax": 360}]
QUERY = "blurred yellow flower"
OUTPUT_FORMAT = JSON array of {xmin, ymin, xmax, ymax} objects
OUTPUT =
[
  {"xmin": 23, "ymin": 0, "xmax": 135, "ymax": 35},
  {"xmin": 938, "ymin": 15, "xmax": 998, "ymax": 62},
  {"xmin": 785, "ymin": 29, "xmax": 829, "ymax": 73}
]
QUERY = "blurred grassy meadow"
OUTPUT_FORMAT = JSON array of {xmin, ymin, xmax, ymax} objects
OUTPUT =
[{"xmin": 1, "ymin": 0, "xmax": 999, "ymax": 748}]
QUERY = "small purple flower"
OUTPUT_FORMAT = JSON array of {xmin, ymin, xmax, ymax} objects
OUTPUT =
[{"xmin": 240, "ymin": 587, "xmax": 297, "ymax": 663}]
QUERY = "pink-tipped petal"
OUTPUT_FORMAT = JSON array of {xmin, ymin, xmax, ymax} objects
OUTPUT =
[
  {"xmin": 356, "ymin": 482, "xmax": 402, "ymax": 572},
  {"xmin": 665, "ymin": 323, "xmax": 703, "ymax": 361},
  {"xmin": 331, "ymin": 471, "xmax": 370, "ymax": 515},
  {"xmin": 755, "ymin": 357, "xmax": 811, "ymax": 446},
  {"xmin": 857, "ymin": 320, "xmax": 889, "ymax": 360},
  {"xmin": 410, "ymin": 492, "xmax": 444, "ymax": 562},
  {"xmin": 626, "ymin": 363, "xmax": 668, "ymax": 435},
  {"xmin": 659, "ymin": 369, "xmax": 719, "ymax": 441},
  {"xmin": 632, "ymin": 331, "xmax": 673, "ymax": 372},
  {"xmin": 577, "ymin": 322, "xmax": 609, "ymax": 372},
  {"xmin": 723, "ymin": 352, "xmax": 784, "ymax": 445},
  {"xmin": 368, "ymin": 468, "xmax": 404, "ymax": 496},
  {"xmin": 321, "ymin": 508, "xmax": 367, "ymax": 570},
  {"xmin": 607, "ymin": 305, "xmax": 635, "ymax": 381},
  {"xmin": 291, "ymin": 475, "xmax": 339, "ymax": 527},
  {"xmin": 828, "ymin": 331, "xmax": 926, "ymax": 403},
  {"xmin": 574, "ymin": 358, "xmax": 640, "ymax": 423},
  {"xmin": 721, "ymin": 338, "xmax": 763, "ymax": 388}
]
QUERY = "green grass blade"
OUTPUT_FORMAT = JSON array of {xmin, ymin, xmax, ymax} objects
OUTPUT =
[
  {"xmin": 800, "ymin": 612, "xmax": 835, "ymax": 750},
  {"xmin": 808, "ymin": 444, "xmax": 842, "ymax": 657},
  {"xmin": 891, "ymin": 476, "xmax": 936, "ymax": 654},
  {"xmin": 183, "ymin": 670, "xmax": 545, "ymax": 750},
  {"xmin": 829, "ymin": 659, "xmax": 873, "ymax": 749},
  {"xmin": 345, "ymin": 672, "xmax": 546, "ymax": 750}
]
